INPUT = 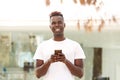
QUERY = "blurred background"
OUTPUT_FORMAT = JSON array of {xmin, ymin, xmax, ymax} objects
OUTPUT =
[{"xmin": 0, "ymin": 0, "xmax": 120, "ymax": 80}]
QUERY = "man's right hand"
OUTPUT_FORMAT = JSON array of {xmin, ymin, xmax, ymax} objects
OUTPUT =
[{"xmin": 49, "ymin": 54, "xmax": 58, "ymax": 63}]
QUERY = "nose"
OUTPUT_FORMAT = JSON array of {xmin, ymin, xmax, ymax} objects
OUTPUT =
[{"xmin": 55, "ymin": 23, "xmax": 59, "ymax": 27}]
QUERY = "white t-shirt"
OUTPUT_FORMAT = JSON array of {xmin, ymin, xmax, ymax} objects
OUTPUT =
[{"xmin": 33, "ymin": 38, "xmax": 86, "ymax": 80}]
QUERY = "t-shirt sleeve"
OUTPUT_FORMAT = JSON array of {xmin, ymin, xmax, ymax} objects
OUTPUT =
[
  {"xmin": 75, "ymin": 43, "xmax": 86, "ymax": 59},
  {"xmin": 33, "ymin": 45, "xmax": 44, "ymax": 60}
]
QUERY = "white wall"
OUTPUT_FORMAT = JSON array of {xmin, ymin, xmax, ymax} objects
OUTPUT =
[{"xmin": 102, "ymin": 48, "xmax": 120, "ymax": 80}]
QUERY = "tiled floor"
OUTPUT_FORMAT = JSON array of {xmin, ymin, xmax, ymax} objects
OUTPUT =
[{"xmin": 0, "ymin": 68, "xmax": 39, "ymax": 80}]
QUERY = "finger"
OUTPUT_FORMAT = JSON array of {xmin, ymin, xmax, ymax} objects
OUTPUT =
[
  {"xmin": 57, "ymin": 56, "xmax": 65, "ymax": 62},
  {"xmin": 58, "ymin": 53, "xmax": 64, "ymax": 56}
]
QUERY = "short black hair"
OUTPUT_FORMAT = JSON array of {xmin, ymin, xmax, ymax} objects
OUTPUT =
[{"xmin": 49, "ymin": 11, "xmax": 63, "ymax": 19}]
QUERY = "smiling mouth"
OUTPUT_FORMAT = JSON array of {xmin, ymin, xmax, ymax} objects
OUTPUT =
[{"xmin": 55, "ymin": 28, "xmax": 60, "ymax": 32}]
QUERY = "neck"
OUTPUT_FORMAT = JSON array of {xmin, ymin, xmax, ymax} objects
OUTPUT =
[{"xmin": 53, "ymin": 36, "xmax": 65, "ymax": 41}]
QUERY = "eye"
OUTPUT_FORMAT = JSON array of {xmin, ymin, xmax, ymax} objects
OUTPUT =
[
  {"xmin": 52, "ymin": 22, "xmax": 56, "ymax": 25},
  {"xmin": 58, "ymin": 21, "xmax": 63, "ymax": 24}
]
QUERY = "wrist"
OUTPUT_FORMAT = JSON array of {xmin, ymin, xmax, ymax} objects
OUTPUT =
[
  {"xmin": 63, "ymin": 59, "xmax": 67, "ymax": 63},
  {"xmin": 48, "ymin": 59, "xmax": 52, "ymax": 63}
]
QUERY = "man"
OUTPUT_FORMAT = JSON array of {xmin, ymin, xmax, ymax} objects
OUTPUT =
[{"xmin": 33, "ymin": 11, "xmax": 86, "ymax": 80}]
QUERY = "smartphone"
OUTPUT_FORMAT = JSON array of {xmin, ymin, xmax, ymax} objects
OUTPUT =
[{"xmin": 54, "ymin": 50, "xmax": 62, "ymax": 55}]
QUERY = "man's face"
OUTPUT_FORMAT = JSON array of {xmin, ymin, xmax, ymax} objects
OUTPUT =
[{"xmin": 49, "ymin": 16, "xmax": 65, "ymax": 36}]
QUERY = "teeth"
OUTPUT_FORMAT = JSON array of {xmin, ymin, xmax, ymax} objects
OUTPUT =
[{"xmin": 56, "ymin": 29, "xmax": 60, "ymax": 31}]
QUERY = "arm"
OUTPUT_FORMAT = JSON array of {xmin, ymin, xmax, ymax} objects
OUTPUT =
[
  {"xmin": 35, "ymin": 54, "xmax": 58, "ymax": 78},
  {"xmin": 57, "ymin": 53, "xmax": 84, "ymax": 78},
  {"xmin": 35, "ymin": 59, "xmax": 51, "ymax": 78},
  {"xmin": 64, "ymin": 59, "xmax": 84, "ymax": 78}
]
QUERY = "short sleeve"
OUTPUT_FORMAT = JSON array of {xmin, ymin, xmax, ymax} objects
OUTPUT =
[
  {"xmin": 74, "ymin": 43, "xmax": 86, "ymax": 59},
  {"xmin": 33, "ymin": 45, "xmax": 44, "ymax": 60}
]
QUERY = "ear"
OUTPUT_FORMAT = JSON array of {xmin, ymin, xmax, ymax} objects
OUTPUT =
[
  {"xmin": 64, "ymin": 23, "xmax": 66, "ymax": 28},
  {"xmin": 49, "ymin": 25, "xmax": 52, "ymax": 29}
]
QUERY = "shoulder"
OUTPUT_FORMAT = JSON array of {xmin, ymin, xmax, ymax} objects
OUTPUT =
[
  {"xmin": 37, "ymin": 39, "xmax": 52, "ymax": 47},
  {"xmin": 66, "ymin": 38, "xmax": 80, "ymax": 45}
]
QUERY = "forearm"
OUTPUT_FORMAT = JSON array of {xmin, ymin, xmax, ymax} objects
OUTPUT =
[
  {"xmin": 36, "ymin": 60, "xmax": 51, "ymax": 78},
  {"xmin": 64, "ymin": 59, "xmax": 84, "ymax": 78}
]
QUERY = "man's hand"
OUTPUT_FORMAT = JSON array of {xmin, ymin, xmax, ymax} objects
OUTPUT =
[
  {"xmin": 57, "ymin": 53, "xmax": 66, "ymax": 62},
  {"xmin": 50, "ymin": 53, "xmax": 66, "ymax": 63},
  {"xmin": 49, "ymin": 54, "xmax": 58, "ymax": 63}
]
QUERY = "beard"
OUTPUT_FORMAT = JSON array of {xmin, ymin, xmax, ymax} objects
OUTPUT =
[{"xmin": 54, "ymin": 32, "xmax": 63, "ymax": 36}]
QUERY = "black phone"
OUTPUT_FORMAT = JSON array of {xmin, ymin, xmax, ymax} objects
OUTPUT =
[{"xmin": 54, "ymin": 50, "xmax": 62, "ymax": 55}]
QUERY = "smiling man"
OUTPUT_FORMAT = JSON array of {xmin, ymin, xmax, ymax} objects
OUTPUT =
[{"xmin": 33, "ymin": 11, "xmax": 86, "ymax": 80}]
